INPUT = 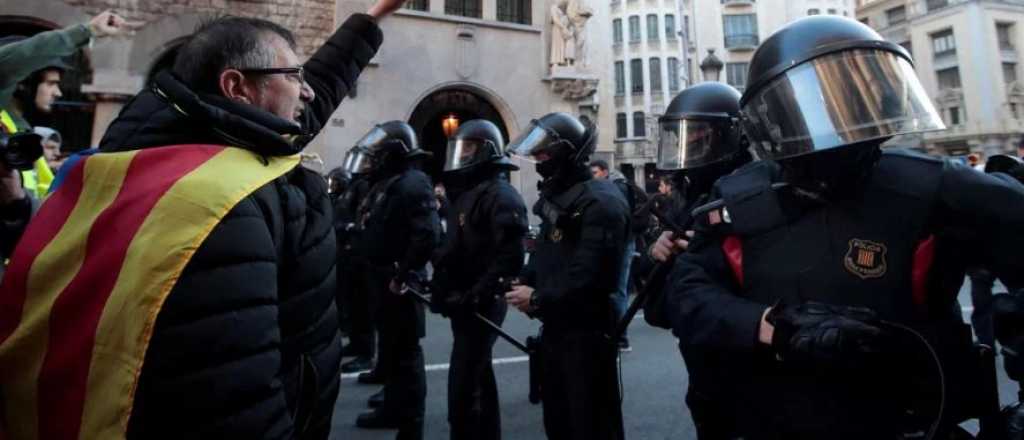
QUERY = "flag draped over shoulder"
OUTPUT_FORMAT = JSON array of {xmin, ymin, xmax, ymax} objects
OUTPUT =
[{"xmin": 0, "ymin": 144, "xmax": 300, "ymax": 440}]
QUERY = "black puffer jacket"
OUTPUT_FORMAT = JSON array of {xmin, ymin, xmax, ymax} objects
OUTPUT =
[{"xmin": 98, "ymin": 15, "xmax": 382, "ymax": 439}]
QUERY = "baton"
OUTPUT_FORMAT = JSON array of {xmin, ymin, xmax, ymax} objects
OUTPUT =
[
  {"xmin": 402, "ymin": 284, "xmax": 532, "ymax": 354},
  {"xmin": 611, "ymin": 206, "xmax": 692, "ymax": 340}
]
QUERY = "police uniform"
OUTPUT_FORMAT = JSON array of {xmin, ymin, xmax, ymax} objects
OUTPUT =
[
  {"xmin": 434, "ymin": 175, "xmax": 527, "ymax": 440},
  {"xmin": 524, "ymin": 175, "xmax": 629, "ymax": 440},
  {"xmin": 508, "ymin": 112, "xmax": 630, "ymax": 440},
  {"xmin": 668, "ymin": 16, "xmax": 1024, "ymax": 440}
]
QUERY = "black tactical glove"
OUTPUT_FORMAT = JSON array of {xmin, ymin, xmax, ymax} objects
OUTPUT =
[
  {"xmin": 767, "ymin": 301, "xmax": 885, "ymax": 369},
  {"xmin": 993, "ymin": 293, "xmax": 1024, "ymax": 381}
]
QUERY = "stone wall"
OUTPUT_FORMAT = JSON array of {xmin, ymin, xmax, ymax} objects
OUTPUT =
[{"xmin": 62, "ymin": 0, "xmax": 336, "ymax": 57}]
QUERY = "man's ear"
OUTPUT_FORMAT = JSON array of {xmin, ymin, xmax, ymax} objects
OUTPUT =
[{"xmin": 219, "ymin": 69, "xmax": 251, "ymax": 103}]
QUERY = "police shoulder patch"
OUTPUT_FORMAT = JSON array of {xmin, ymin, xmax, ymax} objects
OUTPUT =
[{"xmin": 843, "ymin": 238, "xmax": 887, "ymax": 279}]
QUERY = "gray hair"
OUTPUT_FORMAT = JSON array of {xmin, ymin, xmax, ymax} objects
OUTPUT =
[{"xmin": 171, "ymin": 16, "xmax": 297, "ymax": 95}]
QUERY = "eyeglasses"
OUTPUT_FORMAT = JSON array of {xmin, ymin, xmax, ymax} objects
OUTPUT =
[{"xmin": 238, "ymin": 66, "xmax": 304, "ymax": 83}]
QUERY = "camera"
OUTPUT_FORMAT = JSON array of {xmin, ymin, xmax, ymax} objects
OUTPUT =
[{"xmin": 0, "ymin": 131, "xmax": 43, "ymax": 171}]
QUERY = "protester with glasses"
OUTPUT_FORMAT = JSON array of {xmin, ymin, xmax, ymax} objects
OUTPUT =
[{"xmin": 0, "ymin": 1, "xmax": 408, "ymax": 438}]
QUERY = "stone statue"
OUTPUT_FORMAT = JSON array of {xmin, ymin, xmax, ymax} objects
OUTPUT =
[
  {"xmin": 567, "ymin": 0, "xmax": 593, "ymax": 68},
  {"xmin": 550, "ymin": 0, "xmax": 573, "ymax": 68}
]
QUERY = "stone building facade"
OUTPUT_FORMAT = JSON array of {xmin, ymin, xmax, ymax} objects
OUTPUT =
[{"xmin": 1, "ymin": 0, "xmax": 613, "ymax": 212}]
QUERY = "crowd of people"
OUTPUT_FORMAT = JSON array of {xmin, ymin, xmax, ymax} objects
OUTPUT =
[{"xmin": 1, "ymin": 3, "xmax": 1024, "ymax": 440}]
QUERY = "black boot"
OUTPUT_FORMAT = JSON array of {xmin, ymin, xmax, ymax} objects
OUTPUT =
[
  {"xmin": 395, "ymin": 417, "xmax": 423, "ymax": 440},
  {"xmin": 355, "ymin": 410, "xmax": 402, "ymax": 429},
  {"xmin": 358, "ymin": 368, "xmax": 386, "ymax": 385},
  {"xmin": 367, "ymin": 389, "xmax": 385, "ymax": 408},
  {"xmin": 341, "ymin": 356, "xmax": 373, "ymax": 374}
]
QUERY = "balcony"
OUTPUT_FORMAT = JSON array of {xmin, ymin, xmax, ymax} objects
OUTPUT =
[
  {"xmin": 725, "ymin": 34, "xmax": 759, "ymax": 50},
  {"xmin": 721, "ymin": 0, "xmax": 755, "ymax": 7}
]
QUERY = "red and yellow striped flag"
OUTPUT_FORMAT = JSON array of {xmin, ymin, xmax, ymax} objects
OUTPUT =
[{"xmin": 0, "ymin": 144, "xmax": 300, "ymax": 440}]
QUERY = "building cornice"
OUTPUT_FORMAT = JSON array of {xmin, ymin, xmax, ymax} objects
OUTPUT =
[{"xmin": 394, "ymin": 9, "xmax": 542, "ymax": 33}]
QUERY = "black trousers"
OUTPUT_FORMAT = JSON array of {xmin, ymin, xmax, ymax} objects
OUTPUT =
[
  {"xmin": 369, "ymin": 267, "xmax": 426, "ymax": 423},
  {"xmin": 540, "ymin": 328, "xmax": 624, "ymax": 440},
  {"xmin": 346, "ymin": 256, "xmax": 376, "ymax": 358},
  {"xmin": 447, "ymin": 301, "xmax": 507, "ymax": 440}
]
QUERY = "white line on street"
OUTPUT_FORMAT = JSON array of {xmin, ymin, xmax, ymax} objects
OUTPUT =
[{"xmin": 341, "ymin": 355, "xmax": 531, "ymax": 380}]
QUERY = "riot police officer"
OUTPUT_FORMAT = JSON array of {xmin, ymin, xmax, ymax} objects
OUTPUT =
[
  {"xmin": 432, "ymin": 119, "xmax": 528, "ymax": 440},
  {"xmin": 346, "ymin": 121, "xmax": 440, "ymax": 440},
  {"xmin": 330, "ymin": 164, "xmax": 378, "ymax": 373},
  {"xmin": 505, "ymin": 112, "xmax": 629, "ymax": 440},
  {"xmin": 668, "ymin": 16, "xmax": 1024, "ymax": 439},
  {"xmin": 643, "ymin": 82, "xmax": 751, "ymax": 440}
]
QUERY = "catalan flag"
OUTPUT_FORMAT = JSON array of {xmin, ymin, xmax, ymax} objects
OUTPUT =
[{"xmin": 0, "ymin": 145, "xmax": 299, "ymax": 440}]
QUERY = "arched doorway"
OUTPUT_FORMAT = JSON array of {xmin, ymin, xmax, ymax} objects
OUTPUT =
[
  {"xmin": 407, "ymin": 87, "xmax": 510, "ymax": 178},
  {"xmin": 0, "ymin": 15, "xmax": 94, "ymax": 152}
]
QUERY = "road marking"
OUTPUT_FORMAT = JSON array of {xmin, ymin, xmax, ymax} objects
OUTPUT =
[{"xmin": 341, "ymin": 355, "xmax": 531, "ymax": 380}]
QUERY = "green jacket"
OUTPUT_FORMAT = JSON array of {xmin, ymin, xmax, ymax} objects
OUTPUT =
[{"xmin": 0, "ymin": 23, "xmax": 93, "ymax": 131}]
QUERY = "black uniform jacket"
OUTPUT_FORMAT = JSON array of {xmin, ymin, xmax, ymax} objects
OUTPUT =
[
  {"xmin": 98, "ymin": 14, "xmax": 382, "ymax": 439},
  {"xmin": 668, "ymin": 149, "xmax": 1024, "ymax": 437}
]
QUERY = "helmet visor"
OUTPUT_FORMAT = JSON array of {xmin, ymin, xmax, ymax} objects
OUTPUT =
[
  {"xmin": 444, "ymin": 139, "xmax": 493, "ymax": 171},
  {"xmin": 657, "ymin": 118, "xmax": 732, "ymax": 170},
  {"xmin": 742, "ymin": 49, "xmax": 945, "ymax": 159},
  {"xmin": 354, "ymin": 126, "xmax": 390, "ymax": 151},
  {"xmin": 342, "ymin": 147, "xmax": 375, "ymax": 175},
  {"xmin": 507, "ymin": 121, "xmax": 561, "ymax": 162}
]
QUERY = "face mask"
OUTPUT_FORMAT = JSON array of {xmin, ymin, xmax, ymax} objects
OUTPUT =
[{"xmin": 536, "ymin": 159, "xmax": 561, "ymax": 179}]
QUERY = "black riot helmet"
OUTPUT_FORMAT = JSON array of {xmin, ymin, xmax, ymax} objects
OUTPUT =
[
  {"xmin": 327, "ymin": 167, "xmax": 352, "ymax": 196},
  {"xmin": 740, "ymin": 16, "xmax": 945, "ymax": 161},
  {"xmin": 443, "ymin": 119, "xmax": 517, "ymax": 173},
  {"xmin": 342, "ymin": 121, "xmax": 430, "ymax": 175},
  {"xmin": 657, "ymin": 82, "xmax": 744, "ymax": 171},
  {"xmin": 508, "ymin": 112, "xmax": 596, "ymax": 179}
]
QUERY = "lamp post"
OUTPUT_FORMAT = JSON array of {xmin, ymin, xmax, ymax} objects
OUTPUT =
[
  {"xmin": 442, "ymin": 113, "xmax": 460, "ymax": 138},
  {"xmin": 699, "ymin": 48, "xmax": 724, "ymax": 83}
]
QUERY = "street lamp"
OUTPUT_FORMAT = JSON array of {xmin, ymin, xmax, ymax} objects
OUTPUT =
[
  {"xmin": 699, "ymin": 48, "xmax": 724, "ymax": 82},
  {"xmin": 442, "ymin": 114, "xmax": 460, "ymax": 138}
]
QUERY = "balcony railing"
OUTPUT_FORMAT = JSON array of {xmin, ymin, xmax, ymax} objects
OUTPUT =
[
  {"xmin": 721, "ymin": 0, "xmax": 755, "ymax": 6},
  {"xmin": 725, "ymin": 34, "xmax": 759, "ymax": 50}
]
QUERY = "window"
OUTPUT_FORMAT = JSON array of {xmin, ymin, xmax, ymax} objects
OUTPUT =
[
  {"xmin": 446, "ymin": 0, "xmax": 482, "ymax": 17},
  {"xmin": 723, "ymin": 14, "xmax": 758, "ymax": 48},
  {"xmin": 998, "ymin": 23, "xmax": 1015, "ymax": 50},
  {"xmin": 808, "ymin": 8, "xmax": 820, "ymax": 15},
  {"xmin": 668, "ymin": 57, "xmax": 680, "ymax": 92},
  {"xmin": 629, "ymin": 16, "xmax": 641, "ymax": 43},
  {"xmin": 927, "ymin": 0, "xmax": 949, "ymax": 12},
  {"xmin": 615, "ymin": 61, "xmax": 626, "ymax": 95},
  {"xmin": 859, "ymin": 17, "xmax": 870, "ymax": 26},
  {"xmin": 683, "ymin": 15, "xmax": 690, "ymax": 41},
  {"xmin": 405, "ymin": 0, "xmax": 428, "ymax": 11},
  {"xmin": 936, "ymin": 67, "xmax": 962, "ymax": 89},
  {"xmin": 613, "ymin": 19, "xmax": 623, "ymax": 44},
  {"xmin": 726, "ymin": 62, "xmax": 749, "ymax": 89},
  {"xmin": 827, "ymin": 8, "xmax": 837, "ymax": 15},
  {"xmin": 886, "ymin": 6, "xmax": 906, "ymax": 25},
  {"xmin": 633, "ymin": 112, "xmax": 646, "ymax": 137},
  {"xmin": 647, "ymin": 14, "xmax": 659, "ymax": 41},
  {"xmin": 616, "ymin": 113, "xmax": 628, "ymax": 138},
  {"xmin": 630, "ymin": 59, "xmax": 644, "ymax": 93},
  {"xmin": 650, "ymin": 58, "xmax": 662, "ymax": 91},
  {"xmin": 949, "ymin": 106, "xmax": 961, "ymax": 125},
  {"xmin": 497, "ymin": 0, "xmax": 531, "ymax": 24},
  {"xmin": 932, "ymin": 29, "xmax": 956, "ymax": 56},
  {"xmin": 665, "ymin": 14, "xmax": 677, "ymax": 40},
  {"xmin": 1005, "ymin": 62, "xmax": 1018, "ymax": 84}
]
